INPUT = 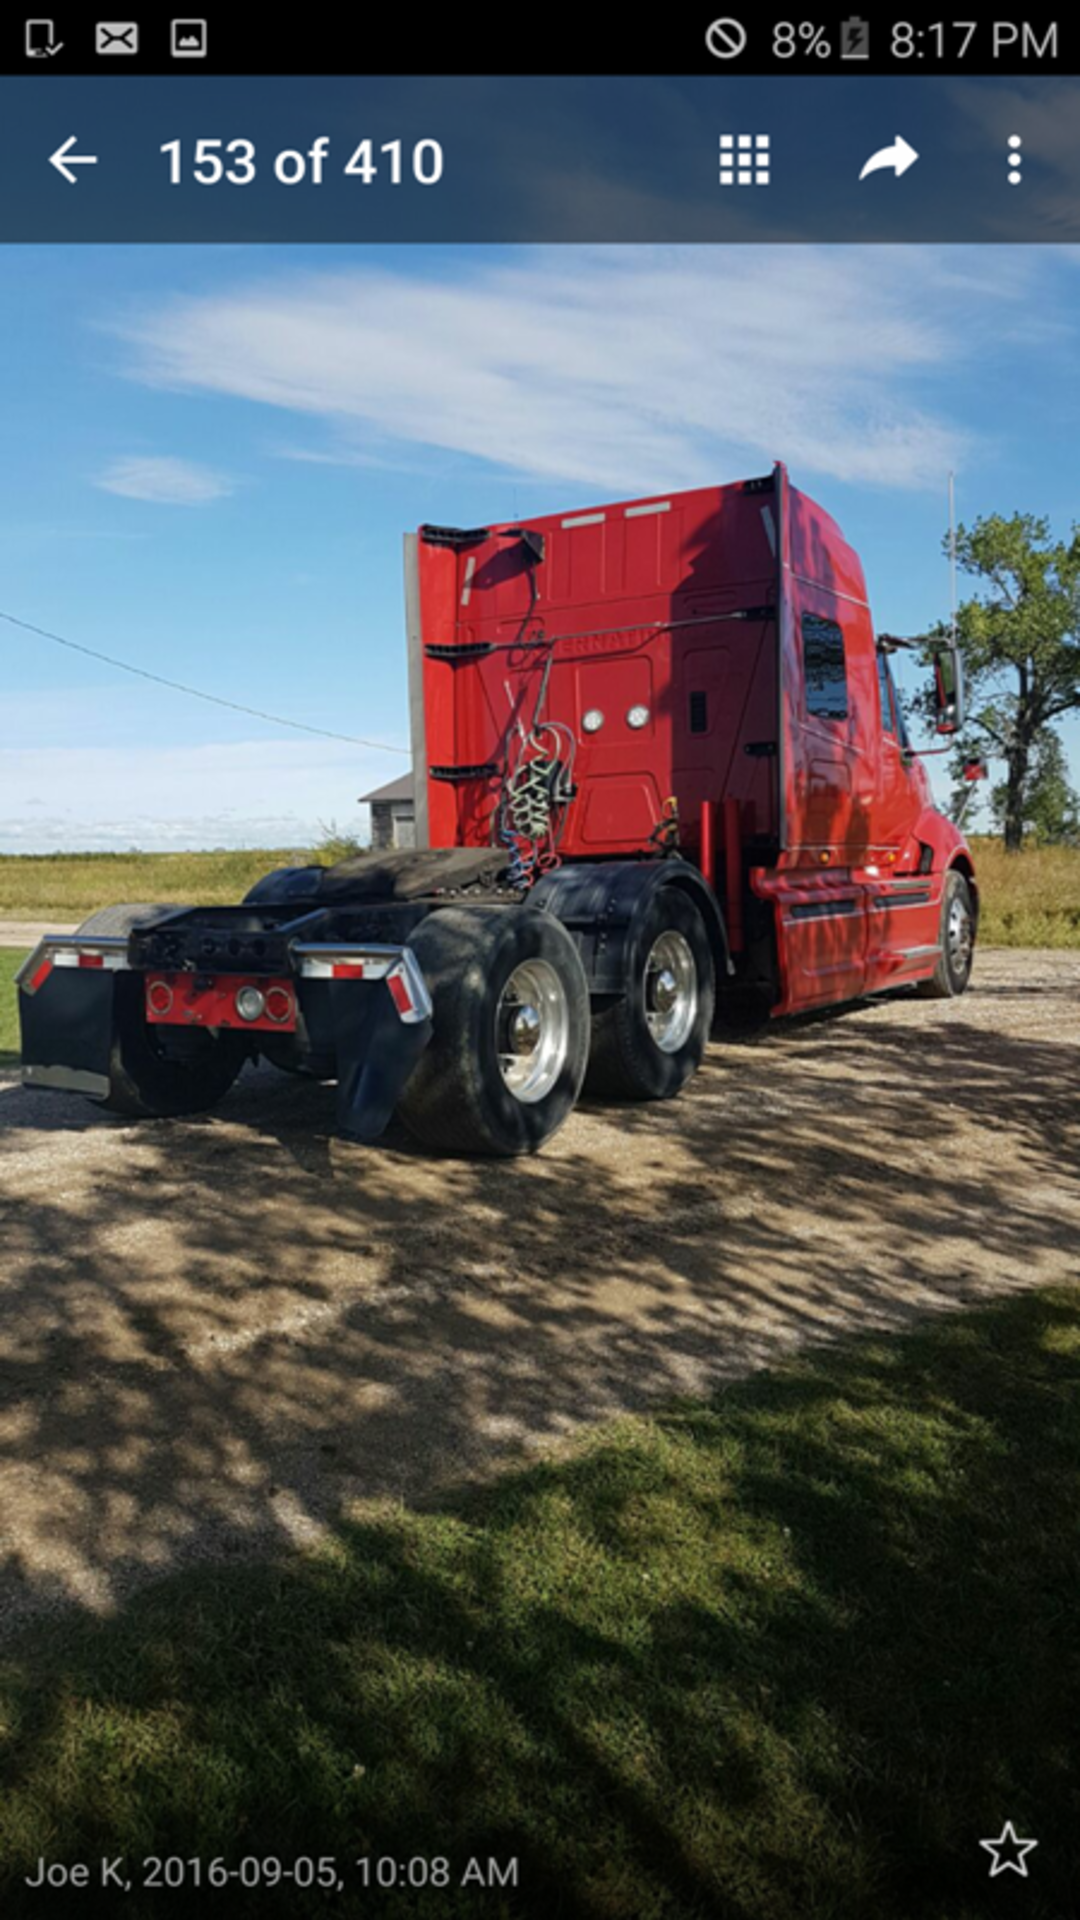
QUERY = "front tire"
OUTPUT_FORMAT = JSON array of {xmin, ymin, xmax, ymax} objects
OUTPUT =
[
  {"xmin": 916, "ymin": 869, "xmax": 976, "ymax": 1000},
  {"xmin": 586, "ymin": 889, "xmax": 715, "ymax": 1100},
  {"xmin": 396, "ymin": 907, "xmax": 589, "ymax": 1156},
  {"xmin": 76, "ymin": 903, "xmax": 248, "ymax": 1118}
]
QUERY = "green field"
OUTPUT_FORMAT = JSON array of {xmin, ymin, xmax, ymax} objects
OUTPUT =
[
  {"xmin": 0, "ymin": 950, "xmax": 25, "ymax": 1066},
  {"xmin": 1, "ymin": 842, "xmax": 1076, "ymax": 1073},
  {"xmin": 0, "ymin": 1287, "xmax": 1075, "ymax": 1918},
  {"xmin": 968, "ymin": 838, "xmax": 1080, "ymax": 946},
  {"xmin": 1, "ymin": 841, "xmax": 1079, "ymax": 945},
  {"xmin": 0, "ymin": 849, "xmax": 309, "ymax": 919}
]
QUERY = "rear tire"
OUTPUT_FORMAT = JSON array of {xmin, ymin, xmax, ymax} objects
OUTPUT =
[
  {"xmin": 75, "ymin": 902, "xmax": 178, "ymax": 939},
  {"xmin": 587, "ymin": 889, "xmax": 715, "ymax": 1100},
  {"xmin": 76, "ymin": 903, "xmax": 248, "ymax": 1118},
  {"xmin": 242, "ymin": 866, "xmax": 324, "ymax": 907},
  {"xmin": 916, "ymin": 870, "xmax": 976, "ymax": 1000},
  {"xmin": 397, "ymin": 907, "xmax": 589, "ymax": 1156}
]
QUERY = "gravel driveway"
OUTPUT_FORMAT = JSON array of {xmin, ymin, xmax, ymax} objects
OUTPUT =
[
  {"xmin": 1, "ymin": 947, "xmax": 1077, "ymax": 1637},
  {"xmin": 0, "ymin": 921, "xmax": 77, "ymax": 948}
]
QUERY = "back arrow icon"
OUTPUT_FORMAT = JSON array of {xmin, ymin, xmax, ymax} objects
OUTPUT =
[
  {"xmin": 49, "ymin": 135, "xmax": 99, "ymax": 185},
  {"xmin": 859, "ymin": 136, "xmax": 919, "ymax": 181}
]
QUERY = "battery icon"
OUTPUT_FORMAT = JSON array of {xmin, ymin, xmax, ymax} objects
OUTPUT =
[{"xmin": 840, "ymin": 17, "xmax": 870, "ymax": 58}]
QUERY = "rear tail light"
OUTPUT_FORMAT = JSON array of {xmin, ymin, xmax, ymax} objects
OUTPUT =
[
  {"xmin": 147, "ymin": 980, "xmax": 174, "ymax": 1017},
  {"xmin": 145, "ymin": 974, "xmax": 296, "ymax": 1031}
]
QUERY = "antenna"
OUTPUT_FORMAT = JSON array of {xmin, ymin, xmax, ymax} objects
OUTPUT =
[{"xmin": 948, "ymin": 470, "xmax": 958, "ymax": 650}]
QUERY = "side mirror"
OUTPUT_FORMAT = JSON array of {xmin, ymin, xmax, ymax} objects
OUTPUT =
[{"xmin": 932, "ymin": 646, "xmax": 965, "ymax": 735}]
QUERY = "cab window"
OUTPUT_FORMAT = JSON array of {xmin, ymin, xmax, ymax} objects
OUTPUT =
[
  {"xmin": 879, "ymin": 651, "xmax": 912, "ymax": 752},
  {"xmin": 802, "ymin": 613, "xmax": 847, "ymax": 720},
  {"xmin": 877, "ymin": 650, "xmax": 896, "ymax": 733}
]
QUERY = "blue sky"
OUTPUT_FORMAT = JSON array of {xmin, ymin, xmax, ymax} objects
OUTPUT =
[{"xmin": 1, "ymin": 241, "xmax": 1078, "ymax": 851}]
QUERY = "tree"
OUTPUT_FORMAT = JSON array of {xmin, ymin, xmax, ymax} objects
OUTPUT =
[
  {"xmin": 948, "ymin": 513, "xmax": 1080, "ymax": 851},
  {"xmin": 988, "ymin": 726, "xmax": 1080, "ymax": 845}
]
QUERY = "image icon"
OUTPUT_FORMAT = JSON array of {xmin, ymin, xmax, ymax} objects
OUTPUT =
[{"xmin": 170, "ymin": 18, "xmax": 207, "ymax": 57}]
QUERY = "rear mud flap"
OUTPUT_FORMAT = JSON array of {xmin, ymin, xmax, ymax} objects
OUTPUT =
[
  {"xmin": 19, "ymin": 965, "xmax": 116, "ymax": 1094},
  {"xmin": 329, "ymin": 980, "xmax": 432, "ymax": 1143},
  {"xmin": 20, "ymin": 954, "xmax": 433, "ymax": 1140}
]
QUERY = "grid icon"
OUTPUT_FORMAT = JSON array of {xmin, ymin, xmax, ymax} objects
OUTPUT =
[{"xmin": 719, "ymin": 134, "xmax": 770, "ymax": 188}]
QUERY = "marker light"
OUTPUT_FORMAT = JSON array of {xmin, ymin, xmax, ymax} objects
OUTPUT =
[
  {"xmin": 627, "ymin": 704, "xmax": 650, "ymax": 729},
  {"xmin": 582, "ymin": 709, "xmax": 604, "ymax": 733}
]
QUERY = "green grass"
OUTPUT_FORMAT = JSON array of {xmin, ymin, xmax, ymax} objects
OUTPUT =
[
  {"xmin": 0, "ymin": 850, "xmax": 309, "ymax": 919},
  {"xmin": 969, "ymin": 838, "xmax": 1080, "ymax": 946},
  {"xmin": 0, "ymin": 1287, "xmax": 1077, "ymax": 1918},
  {"xmin": 0, "ymin": 950, "xmax": 27, "ymax": 1067},
  {"xmin": 2, "ymin": 842, "xmax": 1079, "ymax": 947}
]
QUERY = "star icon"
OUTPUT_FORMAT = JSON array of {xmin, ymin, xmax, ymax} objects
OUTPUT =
[{"xmin": 979, "ymin": 1820, "xmax": 1038, "ymax": 1877}]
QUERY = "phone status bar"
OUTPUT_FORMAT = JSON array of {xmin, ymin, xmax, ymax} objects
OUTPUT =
[{"xmin": 3, "ymin": 13, "xmax": 1072, "ymax": 76}]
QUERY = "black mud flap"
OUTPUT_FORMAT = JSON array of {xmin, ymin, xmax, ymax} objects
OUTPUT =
[
  {"xmin": 329, "ymin": 980, "xmax": 433, "ymax": 1144},
  {"xmin": 19, "ymin": 963, "xmax": 117, "ymax": 1097}
]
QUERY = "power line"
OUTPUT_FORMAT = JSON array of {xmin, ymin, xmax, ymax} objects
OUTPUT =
[{"xmin": 0, "ymin": 608, "xmax": 410, "ymax": 755}]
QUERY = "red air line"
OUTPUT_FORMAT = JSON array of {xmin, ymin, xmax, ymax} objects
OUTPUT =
[
  {"xmin": 699, "ymin": 798, "xmax": 715, "ymax": 890},
  {"xmin": 724, "ymin": 797, "xmax": 744, "ymax": 955}
]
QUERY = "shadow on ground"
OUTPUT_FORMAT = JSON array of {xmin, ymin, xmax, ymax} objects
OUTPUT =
[
  {"xmin": 0, "ymin": 950, "xmax": 1076, "ymax": 1645},
  {"xmin": 0, "ymin": 1287, "xmax": 1077, "ymax": 1919}
]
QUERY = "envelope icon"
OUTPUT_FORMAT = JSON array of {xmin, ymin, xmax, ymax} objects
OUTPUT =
[{"xmin": 95, "ymin": 21, "xmax": 139, "ymax": 53}]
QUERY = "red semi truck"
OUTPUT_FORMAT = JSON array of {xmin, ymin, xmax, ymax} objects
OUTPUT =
[{"xmin": 18, "ymin": 463, "xmax": 976, "ymax": 1155}]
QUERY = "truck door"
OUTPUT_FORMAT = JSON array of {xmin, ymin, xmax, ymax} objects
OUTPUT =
[
  {"xmin": 775, "ymin": 595, "xmax": 871, "ymax": 1007},
  {"xmin": 873, "ymin": 648, "xmax": 915, "ymax": 850},
  {"xmin": 864, "ymin": 651, "xmax": 943, "ymax": 990},
  {"xmin": 795, "ymin": 600, "xmax": 877, "ymax": 859}
]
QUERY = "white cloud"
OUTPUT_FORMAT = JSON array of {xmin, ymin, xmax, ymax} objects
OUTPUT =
[
  {"xmin": 95, "ymin": 455, "xmax": 235, "ymax": 505},
  {"xmin": 109, "ymin": 247, "xmax": 1006, "ymax": 495},
  {"xmin": 0, "ymin": 739, "xmax": 405, "ymax": 854}
]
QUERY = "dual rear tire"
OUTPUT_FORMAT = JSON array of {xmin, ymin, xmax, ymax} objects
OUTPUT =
[
  {"xmin": 397, "ymin": 890, "xmax": 715, "ymax": 1157},
  {"xmin": 396, "ymin": 907, "xmax": 590, "ymax": 1156},
  {"xmin": 76, "ymin": 889, "xmax": 716, "ymax": 1153},
  {"xmin": 586, "ymin": 889, "xmax": 715, "ymax": 1103}
]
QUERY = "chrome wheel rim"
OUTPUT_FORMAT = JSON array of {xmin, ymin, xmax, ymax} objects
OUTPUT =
[
  {"xmin": 644, "ymin": 931, "xmax": 698, "ymax": 1053},
  {"xmin": 496, "ymin": 960, "xmax": 569, "ymax": 1103},
  {"xmin": 947, "ymin": 892, "xmax": 974, "ymax": 976}
]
